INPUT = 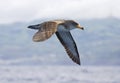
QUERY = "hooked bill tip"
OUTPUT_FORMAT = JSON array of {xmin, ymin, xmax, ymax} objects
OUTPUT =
[
  {"xmin": 76, "ymin": 25, "xmax": 84, "ymax": 30},
  {"xmin": 81, "ymin": 27, "xmax": 84, "ymax": 30}
]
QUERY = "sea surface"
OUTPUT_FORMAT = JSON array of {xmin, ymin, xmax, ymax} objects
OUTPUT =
[{"xmin": 0, "ymin": 66, "xmax": 120, "ymax": 83}]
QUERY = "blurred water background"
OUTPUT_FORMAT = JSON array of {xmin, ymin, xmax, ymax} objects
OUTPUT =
[
  {"xmin": 0, "ymin": 0, "xmax": 120, "ymax": 83},
  {"xmin": 0, "ymin": 18, "xmax": 120, "ymax": 66}
]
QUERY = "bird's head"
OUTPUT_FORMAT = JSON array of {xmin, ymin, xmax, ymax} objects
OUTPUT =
[
  {"xmin": 72, "ymin": 21, "xmax": 84, "ymax": 30},
  {"xmin": 68, "ymin": 20, "xmax": 84, "ymax": 30}
]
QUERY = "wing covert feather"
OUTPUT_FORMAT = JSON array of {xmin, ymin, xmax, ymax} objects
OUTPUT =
[{"xmin": 33, "ymin": 22, "xmax": 58, "ymax": 42}]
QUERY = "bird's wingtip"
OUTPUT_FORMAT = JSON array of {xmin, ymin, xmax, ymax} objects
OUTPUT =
[
  {"xmin": 77, "ymin": 61, "xmax": 81, "ymax": 65},
  {"xmin": 27, "ymin": 25, "xmax": 33, "ymax": 29}
]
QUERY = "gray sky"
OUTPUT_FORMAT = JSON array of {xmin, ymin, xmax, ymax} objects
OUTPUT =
[{"xmin": 0, "ymin": 0, "xmax": 120, "ymax": 24}]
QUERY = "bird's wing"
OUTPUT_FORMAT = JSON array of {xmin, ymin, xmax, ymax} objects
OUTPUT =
[
  {"xmin": 33, "ymin": 22, "xmax": 58, "ymax": 42},
  {"xmin": 28, "ymin": 24, "xmax": 42, "ymax": 30},
  {"xmin": 56, "ymin": 31, "xmax": 80, "ymax": 65}
]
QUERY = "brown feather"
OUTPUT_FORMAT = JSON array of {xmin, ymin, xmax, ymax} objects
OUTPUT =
[{"xmin": 33, "ymin": 22, "xmax": 58, "ymax": 42}]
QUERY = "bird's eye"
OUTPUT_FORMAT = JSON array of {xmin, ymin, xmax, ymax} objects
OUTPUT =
[{"xmin": 72, "ymin": 22, "xmax": 78, "ymax": 25}]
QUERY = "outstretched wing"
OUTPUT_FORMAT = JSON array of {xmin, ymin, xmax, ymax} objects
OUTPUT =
[
  {"xmin": 56, "ymin": 31, "xmax": 80, "ymax": 65},
  {"xmin": 33, "ymin": 22, "xmax": 58, "ymax": 42}
]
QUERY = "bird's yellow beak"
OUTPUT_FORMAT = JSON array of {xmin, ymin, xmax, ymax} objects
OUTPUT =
[{"xmin": 76, "ymin": 25, "xmax": 84, "ymax": 30}]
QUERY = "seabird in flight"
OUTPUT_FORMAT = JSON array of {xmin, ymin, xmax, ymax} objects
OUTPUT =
[{"xmin": 28, "ymin": 20, "xmax": 84, "ymax": 65}]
